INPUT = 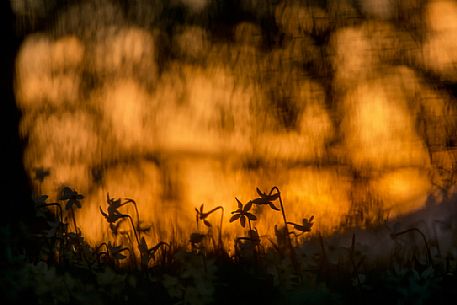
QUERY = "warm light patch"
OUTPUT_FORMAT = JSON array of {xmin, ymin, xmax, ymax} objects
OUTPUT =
[
  {"xmin": 342, "ymin": 82, "xmax": 429, "ymax": 169},
  {"xmin": 371, "ymin": 168, "xmax": 431, "ymax": 217},
  {"xmin": 422, "ymin": 0, "xmax": 457, "ymax": 80},
  {"xmin": 282, "ymin": 168, "xmax": 351, "ymax": 234},
  {"xmin": 16, "ymin": 34, "xmax": 84, "ymax": 109},
  {"xmin": 91, "ymin": 79, "xmax": 155, "ymax": 152}
]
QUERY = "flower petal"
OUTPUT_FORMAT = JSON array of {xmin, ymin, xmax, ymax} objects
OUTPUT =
[
  {"xmin": 240, "ymin": 215, "xmax": 246, "ymax": 227},
  {"xmin": 246, "ymin": 213, "xmax": 257, "ymax": 221},
  {"xmin": 99, "ymin": 207, "xmax": 108, "ymax": 217},
  {"xmin": 250, "ymin": 197, "xmax": 267, "ymax": 205},
  {"xmin": 229, "ymin": 214, "xmax": 241, "ymax": 222},
  {"xmin": 268, "ymin": 202, "xmax": 280, "ymax": 211},
  {"xmin": 59, "ymin": 187, "xmax": 73, "ymax": 200},
  {"xmin": 235, "ymin": 197, "xmax": 243, "ymax": 209}
]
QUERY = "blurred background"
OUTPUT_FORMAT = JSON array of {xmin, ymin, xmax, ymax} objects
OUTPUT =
[{"xmin": 6, "ymin": 0, "xmax": 457, "ymax": 246}]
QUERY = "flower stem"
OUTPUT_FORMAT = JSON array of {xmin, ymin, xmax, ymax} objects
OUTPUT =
[
  {"xmin": 391, "ymin": 227, "xmax": 432, "ymax": 266},
  {"xmin": 124, "ymin": 214, "xmax": 141, "ymax": 248},
  {"xmin": 37, "ymin": 203, "xmax": 63, "ymax": 224},
  {"xmin": 207, "ymin": 206, "xmax": 224, "ymax": 250},
  {"xmin": 124, "ymin": 199, "xmax": 141, "ymax": 238},
  {"xmin": 271, "ymin": 186, "xmax": 298, "ymax": 270}
]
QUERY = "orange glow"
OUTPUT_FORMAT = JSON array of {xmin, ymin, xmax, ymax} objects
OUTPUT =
[
  {"xmin": 15, "ymin": 1, "xmax": 457, "ymax": 253},
  {"xmin": 422, "ymin": 1, "xmax": 457, "ymax": 81}
]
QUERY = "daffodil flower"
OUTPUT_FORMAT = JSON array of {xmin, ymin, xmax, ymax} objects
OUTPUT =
[
  {"xmin": 99, "ymin": 194, "xmax": 128, "ymax": 224},
  {"xmin": 287, "ymin": 216, "xmax": 314, "ymax": 234},
  {"xmin": 249, "ymin": 187, "xmax": 280, "ymax": 211},
  {"xmin": 195, "ymin": 204, "xmax": 212, "ymax": 227},
  {"xmin": 229, "ymin": 198, "xmax": 256, "ymax": 228},
  {"xmin": 59, "ymin": 187, "xmax": 84, "ymax": 210}
]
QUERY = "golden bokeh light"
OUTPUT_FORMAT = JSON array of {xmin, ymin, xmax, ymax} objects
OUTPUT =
[{"xmin": 15, "ymin": 0, "xmax": 457, "ymax": 253}]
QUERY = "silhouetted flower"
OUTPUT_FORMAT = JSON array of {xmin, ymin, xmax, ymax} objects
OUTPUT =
[
  {"xmin": 249, "ymin": 187, "xmax": 280, "ymax": 211},
  {"xmin": 33, "ymin": 167, "xmax": 50, "ymax": 183},
  {"xmin": 195, "ymin": 204, "xmax": 212, "ymax": 227},
  {"xmin": 100, "ymin": 194, "xmax": 126, "ymax": 224},
  {"xmin": 33, "ymin": 194, "xmax": 49, "ymax": 206},
  {"xmin": 287, "ymin": 216, "xmax": 314, "ymax": 233},
  {"xmin": 229, "ymin": 198, "xmax": 256, "ymax": 227},
  {"xmin": 59, "ymin": 187, "xmax": 84, "ymax": 210}
]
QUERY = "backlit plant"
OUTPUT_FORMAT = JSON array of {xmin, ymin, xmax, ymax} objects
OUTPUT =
[{"xmin": 195, "ymin": 204, "xmax": 225, "ymax": 249}]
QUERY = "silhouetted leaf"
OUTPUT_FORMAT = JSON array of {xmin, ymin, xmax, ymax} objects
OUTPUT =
[
  {"xmin": 151, "ymin": 241, "xmax": 168, "ymax": 253},
  {"xmin": 139, "ymin": 237, "xmax": 148, "ymax": 254}
]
